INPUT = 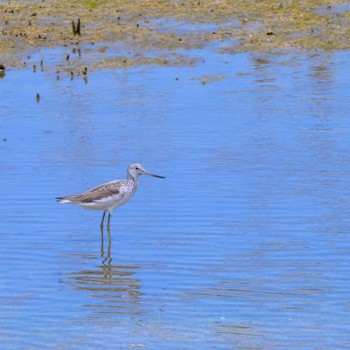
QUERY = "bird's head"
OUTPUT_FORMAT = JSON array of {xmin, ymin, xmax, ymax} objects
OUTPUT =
[{"xmin": 128, "ymin": 163, "xmax": 165, "ymax": 179}]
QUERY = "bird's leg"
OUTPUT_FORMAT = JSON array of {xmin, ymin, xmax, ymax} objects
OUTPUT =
[
  {"xmin": 107, "ymin": 228, "xmax": 112, "ymax": 264},
  {"xmin": 107, "ymin": 213, "xmax": 111, "ymax": 230},
  {"xmin": 100, "ymin": 225, "xmax": 104, "ymax": 257},
  {"xmin": 100, "ymin": 211, "xmax": 106, "ymax": 229}
]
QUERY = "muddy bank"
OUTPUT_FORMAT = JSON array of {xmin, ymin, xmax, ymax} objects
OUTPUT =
[{"xmin": 1, "ymin": 0, "xmax": 349, "ymax": 75}]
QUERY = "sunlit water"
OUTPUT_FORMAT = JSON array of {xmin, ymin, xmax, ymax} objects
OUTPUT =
[{"xmin": 1, "ymin": 48, "xmax": 350, "ymax": 349}]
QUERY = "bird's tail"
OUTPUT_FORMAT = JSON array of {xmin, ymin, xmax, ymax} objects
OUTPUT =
[{"xmin": 56, "ymin": 196, "xmax": 73, "ymax": 203}]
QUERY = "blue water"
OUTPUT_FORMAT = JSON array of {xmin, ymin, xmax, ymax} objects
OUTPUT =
[{"xmin": 1, "ymin": 49, "xmax": 350, "ymax": 349}]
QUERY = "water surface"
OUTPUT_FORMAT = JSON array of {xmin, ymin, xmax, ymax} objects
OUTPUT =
[{"xmin": 1, "ymin": 49, "xmax": 350, "ymax": 349}]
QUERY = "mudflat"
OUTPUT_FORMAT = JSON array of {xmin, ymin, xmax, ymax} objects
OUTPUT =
[{"xmin": 1, "ymin": 0, "xmax": 349, "ymax": 73}]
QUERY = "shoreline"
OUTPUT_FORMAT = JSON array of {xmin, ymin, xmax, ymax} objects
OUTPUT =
[{"xmin": 1, "ymin": 0, "xmax": 349, "ymax": 75}]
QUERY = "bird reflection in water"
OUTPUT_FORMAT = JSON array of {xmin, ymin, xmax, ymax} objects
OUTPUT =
[{"xmin": 70, "ymin": 227, "xmax": 142, "ymax": 316}]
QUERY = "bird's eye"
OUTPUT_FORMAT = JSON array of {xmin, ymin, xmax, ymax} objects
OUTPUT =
[{"xmin": 135, "ymin": 167, "xmax": 139, "ymax": 170}]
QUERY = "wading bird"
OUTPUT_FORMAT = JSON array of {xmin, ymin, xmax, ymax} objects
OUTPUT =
[{"xmin": 57, "ymin": 163, "xmax": 165, "ymax": 229}]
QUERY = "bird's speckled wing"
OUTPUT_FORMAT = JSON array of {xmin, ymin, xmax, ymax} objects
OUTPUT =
[{"xmin": 59, "ymin": 180, "xmax": 128, "ymax": 203}]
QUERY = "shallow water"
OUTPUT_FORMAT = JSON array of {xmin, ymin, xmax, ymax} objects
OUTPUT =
[{"xmin": 1, "ymin": 48, "xmax": 350, "ymax": 349}]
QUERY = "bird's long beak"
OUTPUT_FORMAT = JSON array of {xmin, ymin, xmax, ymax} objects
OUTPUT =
[{"xmin": 144, "ymin": 170, "xmax": 165, "ymax": 179}]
